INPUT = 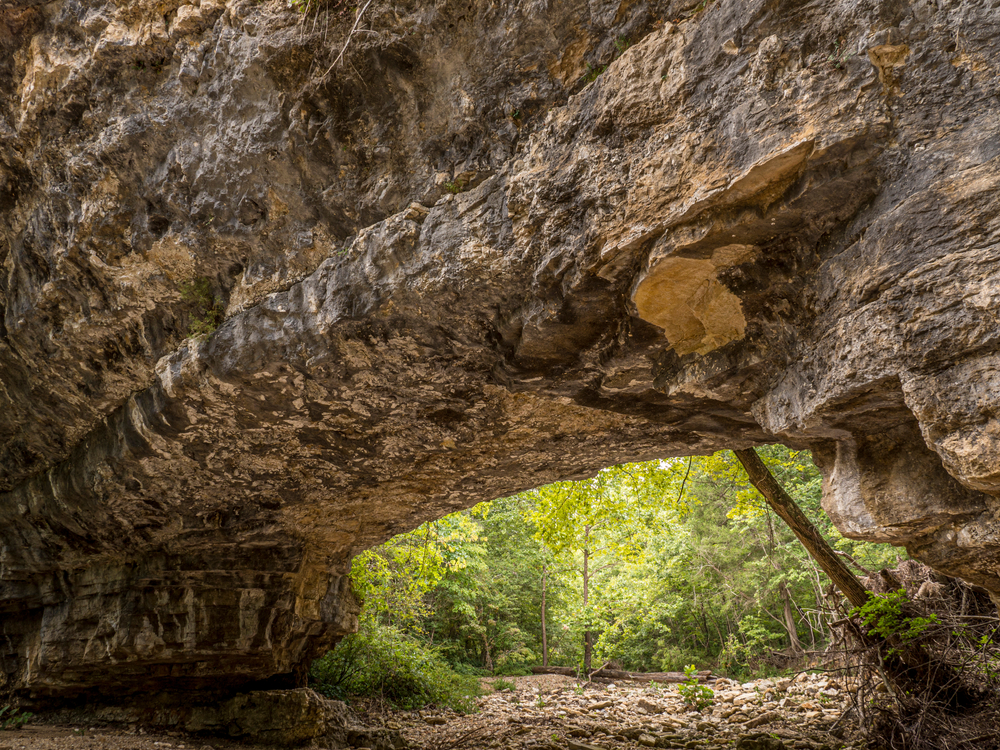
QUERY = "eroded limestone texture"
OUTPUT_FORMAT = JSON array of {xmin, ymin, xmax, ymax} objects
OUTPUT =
[{"xmin": 2, "ymin": 0, "xmax": 1000, "ymax": 699}]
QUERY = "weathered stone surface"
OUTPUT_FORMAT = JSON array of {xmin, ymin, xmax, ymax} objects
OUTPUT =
[
  {"xmin": 187, "ymin": 688, "xmax": 330, "ymax": 745},
  {"xmin": 1, "ymin": 0, "xmax": 999, "ymax": 701},
  {"xmin": 51, "ymin": 688, "xmax": 359, "ymax": 746}
]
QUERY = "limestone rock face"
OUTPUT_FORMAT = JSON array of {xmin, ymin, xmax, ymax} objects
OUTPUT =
[{"xmin": 1, "ymin": 0, "xmax": 999, "ymax": 699}]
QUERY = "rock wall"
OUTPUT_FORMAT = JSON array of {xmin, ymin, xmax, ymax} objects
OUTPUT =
[{"xmin": 1, "ymin": 0, "xmax": 999, "ymax": 699}]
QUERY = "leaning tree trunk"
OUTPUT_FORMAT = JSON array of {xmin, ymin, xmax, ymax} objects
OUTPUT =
[
  {"xmin": 732, "ymin": 448, "xmax": 953, "ymax": 697},
  {"xmin": 732, "ymin": 448, "xmax": 871, "ymax": 609},
  {"xmin": 582, "ymin": 525, "xmax": 592, "ymax": 673}
]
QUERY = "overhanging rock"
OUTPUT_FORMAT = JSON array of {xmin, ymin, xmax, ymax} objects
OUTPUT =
[{"xmin": 2, "ymin": 0, "xmax": 999, "ymax": 699}]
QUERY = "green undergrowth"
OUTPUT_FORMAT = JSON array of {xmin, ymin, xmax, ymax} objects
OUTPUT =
[
  {"xmin": 851, "ymin": 588, "xmax": 939, "ymax": 653},
  {"xmin": 310, "ymin": 622, "xmax": 483, "ymax": 712},
  {"xmin": 490, "ymin": 678, "xmax": 516, "ymax": 692},
  {"xmin": 0, "ymin": 705, "xmax": 32, "ymax": 730}
]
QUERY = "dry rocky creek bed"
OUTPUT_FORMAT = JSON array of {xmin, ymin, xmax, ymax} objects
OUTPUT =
[
  {"xmin": 383, "ymin": 673, "xmax": 859, "ymax": 750},
  {"xmin": 0, "ymin": 673, "xmax": 859, "ymax": 750}
]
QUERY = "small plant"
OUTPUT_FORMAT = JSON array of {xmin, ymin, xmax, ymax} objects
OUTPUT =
[
  {"xmin": 827, "ymin": 38, "xmax": 854, "ymax": 69},
  {"xmin": 0, "ymin": 705, "xmax": 33, "ymax": 730},
  {"xmin": 180, "ymin": 276, "xmax": 225, "ymax": 338},
  {"xmin": 572, "ymin": 683, "xmax": 586, "ymax": 695},
  {"xmin": 443, "ymin": 177, "xmax": 468, "ymax": 194},
  {"xmin": 510, "ymin": 108, "xmax": 521, "ymax": 121},
  {"xmin": 581, "ymin": 61, "xmax": 607, "ymax": 84},
  {"xmin": 851, "ymin": 588, "xmax": 939, "ymax": 653},
  {"xmin": 678, "ymin": 665, "xmax": 714, "ymax": 710},
  {"xmin": 535, "ymin": 695, "xmax": 547, "ymax": 708},
  {"xmin": 614, "ymin": 36, "xmax": 631, "ymax": 54},
  {"xmin": 491, "ymin": 678, "xmax": 516, "ymax": 692}
]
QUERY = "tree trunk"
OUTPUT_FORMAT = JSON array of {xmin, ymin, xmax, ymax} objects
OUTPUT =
[
  {"xmin": 732, "ymin": 448, "xmax": 871, "ymax": 609},
  {"xmin": 732, "ymin": 450, "xmax": 975, "ymax": 705},
  {"xmin": 541, "ymin": 564, "xmax": 549, "ymax": 668},
  {"xmin": 583, "ymin": 526, "xmax": 592, "ymax": 673},
  {"xmin": 778, "ymin": 581, "xmax": 802, "ymax": 653}
]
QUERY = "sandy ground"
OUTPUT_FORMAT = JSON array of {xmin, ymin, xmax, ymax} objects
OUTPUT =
[{"xmin": 0, "ymin": 724, "xmax": 272, "ymax": 750}]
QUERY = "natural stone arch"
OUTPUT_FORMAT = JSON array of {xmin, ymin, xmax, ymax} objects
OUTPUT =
[{"xmin": 2, "ymin": 0, "xmax": 999, "ymax": 703}]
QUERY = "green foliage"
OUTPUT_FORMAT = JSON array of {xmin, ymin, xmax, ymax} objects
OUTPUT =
[
  {"xmin": 677, "ymin": 665, "xmax": 714, "ymax": 710},
  {"xmin": 179, "ymin": 277, "xmax": 224, "ymax": 338},
  {"xmin": 0, "ymin": 705, "xmax": 32, "ymax": 730},
  {"xmin": 444, "ymin": 177, "xmax": 468, "ymax": 194},
  {"xmin": 490, "ymin": 678, "xmax": 516, "ymax": 692},
  {"xmin": 657, "ymin": 645, "xmax": 695, "ymax": 674},
  {"xmin": 310, "ymin": 621, "xmax": 482, "ymax": 711},
  {"xmin": 581, "ymin": 62, "xmax": 607, "ymax": 84},
  {"xmin": 852, "ymin": 589, "xmax": 939, "ymax": 647},
  {"xmin": 719, "ymin": 615, "xmax": 784, "ymax": 678},
  {"xmin": 581, "ymin": 34, "xmax": 631, "ymax": 86},
  {"xmin": 322, "ymin": 445, "xmax": 901, "ymax": 687}
]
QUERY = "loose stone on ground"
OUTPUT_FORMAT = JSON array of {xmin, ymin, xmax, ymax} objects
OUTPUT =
[
  {"xmin": 0, "ymin": 674, "xmax": 858, "ymax": 749},
  {"xmin": 379, "ymin": 673, "xmax": 859, "ymax": 749}
]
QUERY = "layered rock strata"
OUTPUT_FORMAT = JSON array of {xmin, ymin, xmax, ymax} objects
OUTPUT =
[{"xmin": 1, "ymin": 0, "xmax": 999, "ymax": 699}]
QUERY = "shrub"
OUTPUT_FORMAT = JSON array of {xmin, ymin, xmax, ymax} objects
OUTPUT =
[
  {"xmin": 449, "ymin": 661, "xmax": 491, "ymax": 677},
  {"xmin": 0, "ymin": 705, "xmax": 32, "ymax": 730},
  {"xmin": 677, "ymin": 665, "xmax": 714, "ymax": 710},
  {"xmin": 851, "ymin": 588, "xmax": 939, "ymax": 651},
  {"xmin": 179, "ymin": 277, "xmax": 225, "ymax": 338},
  {"xmin": 310, "ymin": 622, "xmax": 483, "ymax": 712},
  {"xmin": 719, "ymin": 614, "xmax": 784, "ymax": 678},
  {"xmin": 657, "ymin": 645, "xmax": 699, "ymax": 674},
  {"xmin": 493, "ymin": 645, "xmax": 538, "ymax": 676},
  {"xmin": 490, "ymin": 678, "xmax": 516, "ymax": 692}
]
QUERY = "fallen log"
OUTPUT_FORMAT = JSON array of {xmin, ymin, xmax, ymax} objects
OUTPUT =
[{"xmin": 530, "ymin": 666, "xmax": 711, "ymax": 683}]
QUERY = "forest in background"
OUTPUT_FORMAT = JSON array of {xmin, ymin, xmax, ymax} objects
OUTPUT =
[{"xmin": 311, "ymin": 446, "xmax": 902, "ymax": 708}]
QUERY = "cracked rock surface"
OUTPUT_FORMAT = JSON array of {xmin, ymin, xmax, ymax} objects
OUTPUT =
[{"xmin": 2, "ymin": 0, "xmax": 1000, "ymax": 700}]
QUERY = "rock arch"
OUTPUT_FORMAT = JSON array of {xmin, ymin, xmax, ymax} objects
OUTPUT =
[{"xmin": 2, "ymin": 0, "xmax": 999, "ymax": 700}]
